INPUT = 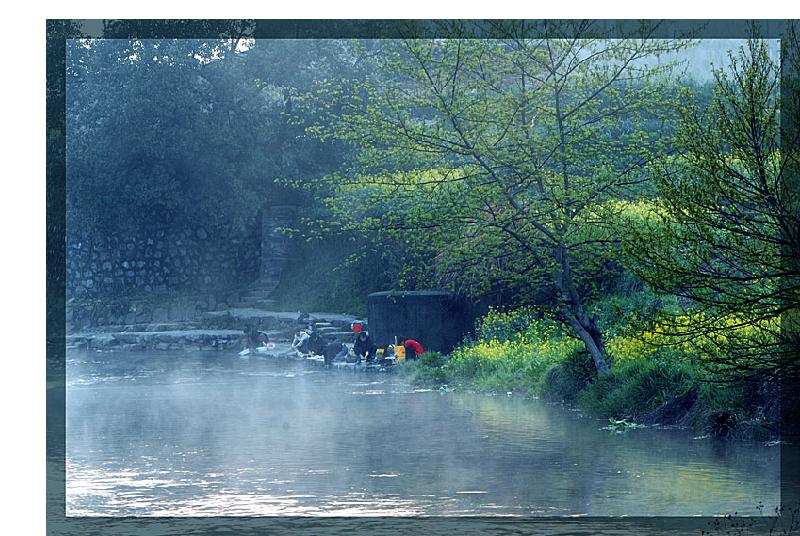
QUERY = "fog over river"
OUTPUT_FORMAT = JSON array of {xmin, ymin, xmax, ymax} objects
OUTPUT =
[{"xmin": 66, "ymin": 350, "xmax": 779, "ymax": 517}]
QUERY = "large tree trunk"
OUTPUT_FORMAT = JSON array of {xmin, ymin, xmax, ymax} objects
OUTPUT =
[
  {"xmin": 554, "ymin": 243, "xmax": 611, "ymax": 375},
  {"xmin": 567, "ymin": 313, "xmax": 610, "ymax": 376}
]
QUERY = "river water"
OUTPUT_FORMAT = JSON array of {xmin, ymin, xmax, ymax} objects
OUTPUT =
[{"xmin": 65, "ymin": 350, "xmax": 780, "ymax": 517}]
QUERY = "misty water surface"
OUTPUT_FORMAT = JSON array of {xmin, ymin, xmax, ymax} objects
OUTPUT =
[{"xmin": 66, "ymin": 350, "xmax": 779, "ymax": 516}]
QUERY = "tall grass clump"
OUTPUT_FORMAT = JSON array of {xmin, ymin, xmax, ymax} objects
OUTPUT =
[
  {"xmin": 398, "ymin": 351, "xmax": 448, "ymax": 386},
  {"xmin": 578, "ymin": 351, "xmax": 696, "ymax": 420},
  {"xmin": 538, "ymin": 349, "xmax": 597, "ymax": 402}
]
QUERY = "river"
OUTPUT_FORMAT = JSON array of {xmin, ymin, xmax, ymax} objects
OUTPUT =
[{"xmin": 65, "ymin": 349, "xmax": 780, "ymax": 517}]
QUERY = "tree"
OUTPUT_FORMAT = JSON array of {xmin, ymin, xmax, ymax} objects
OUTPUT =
[
  {"xmin": 65, "ymin": 37, "xmax": 358, "ymax": 236},
  {"xmin": 625, "ymin": 37, "xmax": 800, "ymax": 383},
  {"xmin": 67, "ymin": 38, "xmax": 266, "ymax": 233},
  {"xmin": 308, "ymin": 21, "xmax": 688, "ymax": 375}
]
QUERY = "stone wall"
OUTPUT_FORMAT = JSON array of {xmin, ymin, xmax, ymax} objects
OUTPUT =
[
  {"xmin": 66, "ymin": 224, "xmax": 261, "ymax": 298},
  {"xmin": 65, "ymin": 290, "xmax": 245, "ymax": 331},
  {"xmin": 65, "ymin": 206, "xmax": 301, "ymax": 330}
]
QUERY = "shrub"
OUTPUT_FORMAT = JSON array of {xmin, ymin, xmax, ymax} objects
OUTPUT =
[
  {"xmin": 443, "ymin": 331, "xmax": 583, "ymax": 393},
  {"xmin": 605, "ymin": 310, "xmax": 780, "ymax": 369},
  {"xmin": 697, "ymin": 380, "xmax": 751, "ymax": 415},
  {"xmin": 399, "ymin": 351, "xmax": 449, "ymax": 386},
  {"xmin": 538, "ymin": 349, "xmax": 597, "ymax": 402},
  {"xmin": 578, "ymin": 352, "xmax": 696, "ymax": 420},
  {"xmin": 606, "ymin": 334, "xmax": 661, "ymax": 364},
  {"xmin": 474, "ymin": 307, "xmax": 573, "ymax": 342},
  {"xmin": 418, "ymin": 351, "xmax": 446, "ymax": 368}
]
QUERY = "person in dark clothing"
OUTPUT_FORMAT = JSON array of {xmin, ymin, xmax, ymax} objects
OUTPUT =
[
  {"xmin": 353, "ymin": 331, "xmax": 375, "ymax": 364},
  {"xmin": 323, "ymin": 342, "xmax": 347, "ymax": 368},
  {"xmin": 307, "ymin": 329, "xmax": 326, "ymax": 357},
  {"xmin": 243, "ymin": 328, "xmax": 269, "ymax": 351}
]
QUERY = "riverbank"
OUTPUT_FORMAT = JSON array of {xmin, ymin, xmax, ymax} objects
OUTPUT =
[
  {"xmin": 400, "ymin": 357, "xmax": 778, "ymax": 442},
  {"xmin": 398, "ymin": 306, "xmax": 780, "ymax": 443}
]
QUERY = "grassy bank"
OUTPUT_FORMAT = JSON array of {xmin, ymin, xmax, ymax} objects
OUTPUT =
[{"xmin": 399, "ymin": 299, "xmax": 779, "ymax": 441}]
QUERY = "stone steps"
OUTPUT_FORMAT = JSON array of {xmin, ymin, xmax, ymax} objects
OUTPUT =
[
  {"xmin": 233, "ymin": 286, "xmax": 279, "ymax": 310},
  {"xmin": 251, "ymin": 300, "xmax": 279, "ymax": 309},
  {"xmin": 66, "ymin": 307, "xmax": 367, "ymax": 353},
  {"xmin": 80, "ymin": 321, "xmax": 202, "ymax": 333},
  {"xmin": 65, "ymin": 329, "xmax": 358, "ymax": 351},
  {"xmin": 200, "ymin": 308, "xmax": 361, "ymax": 331},
  {"xmin": 66, "ymin": 329, "xmax": 248, "ymax": 351}
]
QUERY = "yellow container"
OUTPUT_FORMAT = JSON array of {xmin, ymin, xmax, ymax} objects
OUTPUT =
[{"xmin": 394, "ymin": 344, "xmax": 406, "ymax": 358}]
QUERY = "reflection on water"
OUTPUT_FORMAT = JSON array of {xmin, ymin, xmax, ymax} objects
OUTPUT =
[{"xmin": 66, "ymin": 350, "xmax": 779, "ymax": 516}]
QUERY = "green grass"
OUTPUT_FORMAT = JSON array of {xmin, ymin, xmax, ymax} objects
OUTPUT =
[
  {"xmin": 443, "ymin": 317, "xmax": 583, "ymax": 394},
  {"xmin": 397, "ymin": 294, "xmax": 779, "ymax": 439},
  {"xmin": 398, "ymin": 352, "xmax": 448, "ymax": 386},
  {"xmin": 537, "ymin": 350, "xmax": 597, "ymax": 403},
  {"xmin": 577, "ymin": 354, "xmax": 696, "ymax": 420}
]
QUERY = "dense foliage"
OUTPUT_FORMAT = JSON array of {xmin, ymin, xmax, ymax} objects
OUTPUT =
[
  {"xmin": 66, "ymin": 38, "xmax": 358, "ymax": 235},
  {"xmin": 624, "ymin": 38, "xmax": 799, "ymax": 382},
  {"xmin": 62, "ymin": 25, "xmax": 798, "ymax": 436},
  {"xmin": 306, "ymin": 23, "xmax": 692, "ymax": 375}
]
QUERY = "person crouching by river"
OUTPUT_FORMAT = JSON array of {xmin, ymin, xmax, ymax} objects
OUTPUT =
[
  {"xmin": 292, "ymin": 328, "xmax": 325, "ymax": 358},
  {"xmin": 242, "ymin": 327, "xmax": 270, "ymax": 353},
  {"xmin": 323, "ymin": 342, "xmax": 348, "ymax": 368},
  {"xmin": 402, "ymin": 338, "xmax": 425, "ymax": 360},
  {"xmin": 353, "ymin": 331, "xmax": 375, "ymax": 364},
  {"xmin": 307, "ymin": 328, "xmax": 326, "ymax": 357},
  {"xmin": 291, "ymin": 329, "xmax": 311, "ymax": 356}
]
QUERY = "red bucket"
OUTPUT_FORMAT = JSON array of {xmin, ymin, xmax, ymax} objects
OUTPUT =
[{"xmin": 351, "ymin": 322, "xmax": 363, "ymax": 333}]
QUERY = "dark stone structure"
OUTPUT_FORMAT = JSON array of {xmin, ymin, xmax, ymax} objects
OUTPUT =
[{"xmin": 367, "ymin": 290, "xmax": 479, "ymax": 353}]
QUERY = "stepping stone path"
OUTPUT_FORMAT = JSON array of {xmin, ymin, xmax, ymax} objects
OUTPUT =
[
  {"xmin": 65, "ymin": 272, "xmax": 368, "ymax": 362},
  {"xmin": 67, "ymin": 304, "xmax": 366, "ymax": 354}
]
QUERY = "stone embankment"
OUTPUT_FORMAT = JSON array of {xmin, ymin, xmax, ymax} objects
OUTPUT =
[{"xmin": 67, "ymin": 308, "xmax": 364, "ymax": 353}]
